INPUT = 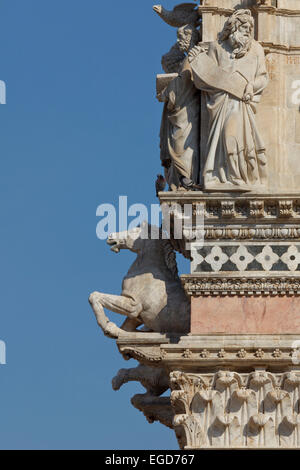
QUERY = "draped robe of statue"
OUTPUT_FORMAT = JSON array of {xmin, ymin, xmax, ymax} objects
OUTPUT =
[
  {"xmin": 160, "ymin": 58, "xmax": 200, "ymax": 189},
  {"xmin": 190, "ymin": 39, "xmax": 269, "ymax": 190}
]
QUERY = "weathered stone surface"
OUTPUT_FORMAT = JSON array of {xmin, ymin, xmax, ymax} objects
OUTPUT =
[{"xmin": 190, "ymin": 295, "xmax": 300, "ymax": 334}]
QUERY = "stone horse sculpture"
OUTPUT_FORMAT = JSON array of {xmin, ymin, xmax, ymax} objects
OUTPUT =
[{"xmin": 89, "ymin": 222, "xmax": 190, "ymax": 338}]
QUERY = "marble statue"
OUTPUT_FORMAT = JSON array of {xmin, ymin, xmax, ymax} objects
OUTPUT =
[
  {"xmin": 157, "ymin": 24, "xmax": 201, "ymax": 190},
  {"xmin": 189, "ymin": 9, "xmax": 269, "ymax": 190},
  {"xmin": 155, "ymin": 7, "xmax": 269, "ymax": 192},
  {"xmin": 89, "ymin": 222, "xmax": 190, "ymax": 338}
]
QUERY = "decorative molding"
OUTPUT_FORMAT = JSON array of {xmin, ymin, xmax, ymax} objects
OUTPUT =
[
  {"xmin": 249, "ymin": 200, "xmax": 264, "ymax": 218},
  {"xmin": 198, "ymin": 5, "xmax": 234, "ymax": 16},
  {"xmin": 263, "ymin": 43, "xmax": 300, "ymax": 54},
  {"xmin": 160, "ymin": 195, "xmax": 300, "ymax": 260},
  {"xmin": 237, "ymin": 349, "xmax": 247, "ymax": 359},
  {"xmin": 162, "ymin": 198, "xmax": 300, "ymax": 260},
  {"xmin": 164, "ymin": 347, "xmax": 297, "ymax": 365},
  {"xmin": 181, "ymin": 274, "xmax": 300, "ymax": 296},
  {"xmin": 255, "ymin": 6, "xmax": 300, "ymax": 17},
  {"xmin": 202, "ymin": 226, "xmax": 300, "ymax": 241},
  {"xmin": 117, "ymin": 333, "xmax": 300, "ymax": 368},
  {"xmin": 182, "ymin": 349, "xmax": 193, "ymax": 359},
  {"xmin": 160, "ymin": 194, "xmax": 300, "ymax": 222},
  {"xmin": 217, "ymin": 349, "xmax": 226, "ymax": 359},
  {"xmin": 279, "ymin": 200, "xmax": 294, "ymax": 218},
  {"xmin": 269, "ymin": 9, "xmax": 300, "ymax": 17},
  {"xmin": 221, "ymin": 201, "xmax": 235, "ymax": 218}
]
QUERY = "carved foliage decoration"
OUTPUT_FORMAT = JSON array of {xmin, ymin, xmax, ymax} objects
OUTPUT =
[
  {"xmin": 182, "ymin": 276, "xmax": 300, "ymax": 297},
  {"xmin": 170, "ymin": 371, "xmax": 300, "ymax": 449}
]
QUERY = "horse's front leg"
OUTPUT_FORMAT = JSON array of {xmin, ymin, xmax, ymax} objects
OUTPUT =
[{"xmin": 89, "ymin": 292, "xmax": 143, "ymax": 338}]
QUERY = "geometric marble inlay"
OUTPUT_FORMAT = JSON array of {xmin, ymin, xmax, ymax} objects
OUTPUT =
[{"xmin": 192, "ymin": 244, "xmax": 300, "ymax": 273}]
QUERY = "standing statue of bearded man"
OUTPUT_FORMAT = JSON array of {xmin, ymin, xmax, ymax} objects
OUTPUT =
[
  {"xmin": 157, "ymin": 24, "xmax": 201, "ymax": 191},
  {"xmin": 189, "ymin": 9, "xmax": 269, "ymax": 190}
]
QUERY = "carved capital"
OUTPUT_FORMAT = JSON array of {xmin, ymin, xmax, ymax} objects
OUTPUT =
[{"xmin": 170, "ymin": 370, "xmax": 300, "ymax": 449}]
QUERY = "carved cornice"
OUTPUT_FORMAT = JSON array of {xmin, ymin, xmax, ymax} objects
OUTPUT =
[
  {"xmin": 160, "ymin": 193, "xmax": 300, "ymax": 223},
  {"xmin": 202, "ymin": 226, "xmax": 300, "ymax": 240},
  {"xmin": 181, "ymin": 274, "xmax": 300, "ymax": 297},
  {"xmin": 198, "ymin": 5, "xmax": 234, "ymax": 16},
  {"xmin": 263, "ymin": 43, "xmax": 300, "ymax": 54},
  {"xmin": 159, "ymin": 194, "xmax": 300, "ymax": 259},
  {"xmin": 160, "ymin": 345, "xmax": 299, "ymax": 367},
  {"xmin": 274, "ymin": 9, "xmax": 300, "ymax": 16},
  {"xmin": 254, "ymin": 5, "xmax": 277, "ymax": 14},
  {"xmin": 117, "ymin": 332, "xmax": 300, "ymax": 369},
  {"xmin": 257, "ymin": 7, "xmax": 300, "ymax": 17}
]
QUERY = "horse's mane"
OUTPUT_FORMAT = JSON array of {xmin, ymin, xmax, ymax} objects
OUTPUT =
[
  {"xmin": 141, "ymin": 223, "xmax": 179, "ymax": 279},
  {"xmin": 161, "ymin": 239, "xmax": 179, "ymax": 279}
]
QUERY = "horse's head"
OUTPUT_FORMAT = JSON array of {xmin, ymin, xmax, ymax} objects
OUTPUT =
[{"xmin": 107, "ymin": 222, "xmax": 155, "ymax": 254}]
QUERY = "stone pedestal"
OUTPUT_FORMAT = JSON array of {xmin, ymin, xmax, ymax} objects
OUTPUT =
[{"xmin": 154, "ymin": 191, "xmax": 300, "ymax": 447}]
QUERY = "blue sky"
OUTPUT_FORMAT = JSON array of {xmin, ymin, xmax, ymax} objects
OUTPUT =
[{"xmin": 0, "ymin": 0, "xmax": 190, "ymax": 449}]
